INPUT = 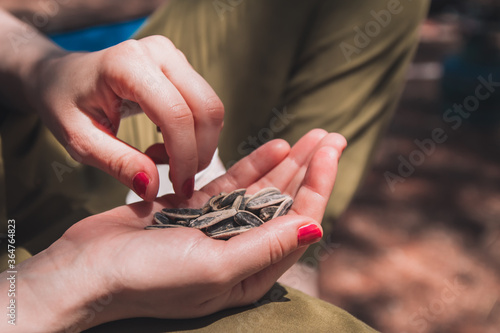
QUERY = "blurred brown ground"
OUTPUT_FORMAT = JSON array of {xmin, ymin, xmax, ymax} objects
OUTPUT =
[{"xmin": 318, "ymin": 19, "xmax": 500, "ymax": 333}]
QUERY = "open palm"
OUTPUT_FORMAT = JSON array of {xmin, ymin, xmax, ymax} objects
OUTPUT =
[{"xmin": 45, "ymin": 129, "xmax": 346, "ymax": 330}]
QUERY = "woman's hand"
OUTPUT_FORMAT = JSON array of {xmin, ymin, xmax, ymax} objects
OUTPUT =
[
  {"xmin": 0, "ymin": 130, "xmax": 346, "ymax": 332},
  {"xmin": 28, "ymin": 35, "xmax": 224, "ymax": 200}
]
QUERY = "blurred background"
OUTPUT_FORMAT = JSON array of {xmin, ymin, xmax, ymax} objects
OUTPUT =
[
  {"xmin": 48, "ymin": 0, "xmax": 500, "ymax": 332},
  {"xmin": 318, "ymin": 1, "xmax": 500, "ymax": 332}
]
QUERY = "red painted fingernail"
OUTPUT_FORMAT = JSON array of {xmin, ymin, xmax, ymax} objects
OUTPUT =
[
  {"xmin": 182, "ymin": 177, "xmax": 195, "ymax": 199},
  {"xmin": 133, "ymin": 172, "xmax": 150, "ymax": 198},
  {"xmin": 297, "ymin": 224, "xmax": 322, "ymax": 247}
]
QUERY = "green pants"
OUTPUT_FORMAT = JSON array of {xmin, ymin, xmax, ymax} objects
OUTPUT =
[{"xmin": 0, "ymin": 0, "xmax": 429, "ymax": 331}]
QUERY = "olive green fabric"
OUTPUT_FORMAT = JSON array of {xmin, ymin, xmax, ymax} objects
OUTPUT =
[{"xmin": 86, "ymin": 283, "xmax": 378, "ymax": 333}]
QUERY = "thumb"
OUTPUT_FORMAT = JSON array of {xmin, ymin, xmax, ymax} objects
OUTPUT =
[
  {"xmin": 222, "ymin": 215, "xmax": 322, "ymax": 304},
  {"xmin": 66, "ymin": 126, "xmax": 160, "ymax": 201}
]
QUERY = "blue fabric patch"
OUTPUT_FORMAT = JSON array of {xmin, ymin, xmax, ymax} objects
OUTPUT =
[{"xmin": 49, "ymin": 17, "xmax": 147, "ymax": 52}]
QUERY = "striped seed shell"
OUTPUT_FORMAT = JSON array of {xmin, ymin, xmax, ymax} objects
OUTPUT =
[
  {"xmin": 220, "ymin": 189, "xmax": 246, "ymax": 208},
  {"xmin": 153, "ymin": 212, "xmax": 171, "ymax": 225},
  {"xmin": 246, "ymin": 193, "xmax": 288, "ymax": 210},
  {"xmin": 259, "ymin": 206, "xmax": 279, "ymax": 222},
  {"xmin": 145, "ymin": 224, "xmax": 188, "ymax": 230},
  {"xmin": 206, "ymin": 218, "xmax": 239, "ymax": 235},
  {"xmin": 188, "ymin": 208, "xmax": 238, "ymax": 229},
  {"xmin": 272, "ymin": 197, "xmax": 293, "ymax": 219},
  {"xmin": 234, "ymin": 210, "xmax": 264, "ymax": 227},
  {"xmin": 246, "ymin": 187, "xmax": 281, "ymax": 203},
  {"xmin": 208, "ymin": 225, "xmax": 253, "ymax": 240},
  {"xmin": 209, "ymin": 193, "xmax": 226, "ymax": 211},
  {"xmin": 161, "ymin": 208, "xmax": 202, "ymax": 221}
]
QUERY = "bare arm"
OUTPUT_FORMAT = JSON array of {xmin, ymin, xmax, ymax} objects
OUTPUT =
[
  {"xmin": 0, "ymin": 8, "xmax": 64, "ymax": 113},
  {"xmin": 0, "ymin": 0, "xmax": 168, "ymax": 33}
]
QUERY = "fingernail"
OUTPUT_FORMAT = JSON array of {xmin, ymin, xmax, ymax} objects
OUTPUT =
[
  {"xmin": 182, "ymin": 177, "xmax": 195, "ymax": 199},
  {"xmin": 133, "ymin": 172, "xmax": 150, "ymax": 198},
  {"xmin": 297, "ymin": 224, "xmax": 322, "ymax": 247}
]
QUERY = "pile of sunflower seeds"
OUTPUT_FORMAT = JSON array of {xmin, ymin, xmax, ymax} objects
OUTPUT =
[{"xmin": 145, "ymin": 187, "xmax": 293, "ymax": 240}]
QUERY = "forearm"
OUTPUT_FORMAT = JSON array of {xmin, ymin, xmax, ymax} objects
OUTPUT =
[
  {"xmin": 0, "ymin": 9, "xmax": 66, "ymax": 114},
  {"xmin": 0, "ymin": 0, "xmax": 168, "ymax": 33}
]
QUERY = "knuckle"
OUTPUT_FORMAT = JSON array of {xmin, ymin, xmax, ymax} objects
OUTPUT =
[
  {"xmin": 145, "ymin": 35, "xmax": 175, "ymax": 48},
  {"xmin": 105, "ymin": 40, "xmax": 144, "ymax": 64},
  {"xmin": 118, "ymin": 39, "xmax": 144, "ymax": 55},
  {"xmin": 268, "ymin": 232, "xmax": 286, "ymax": 265},
  {"xmin": 106, "ymin": 151, "xmax": 134, "ymax": 182},
  {"xmin": 101, "ymin": 40, "xmax": 146, "ymax": 78},
  {"xmin": 202, "ymin": 96, "xmax": 225, "ymax": 126},
  {"xmin": 64, "ymin": 130, "xmax": 91, "ymax": 163},
  {"xmin": 168, "ymin": 103, "xmax": 194, "ymax": 125}
]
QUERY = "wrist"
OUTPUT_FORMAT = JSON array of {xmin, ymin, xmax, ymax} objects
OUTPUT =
[
  {"xmin": 19, "ymin": 40, "xmax": 68, "ymax": 116},
  {"xmin": 0, "ymin": 239, "xmax": 117, "ymax": 332},
  {"xmin": 0, "ymin": 9, "xmax": 67, "ymax": 114}
]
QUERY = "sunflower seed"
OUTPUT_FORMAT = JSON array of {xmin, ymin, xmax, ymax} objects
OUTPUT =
[
  {"xmin": 153, "ymin": 212, "xmax": 171, "ymax": 225},
  {"xmin": 206, "ymin": 218, "xmax": 239, "ymax": 234},
  {"xmin": 259, "ymin": 206, "xmax": 278, "ymax": 222},
  {"xmin": 188, "ymin": 208, "xmax": 238, "ymax": 229},
  {"xmin": 246, "ymin": 187, "xmax": 281, "ymax": 203},
  {"xmin": 246, "ymin": 194, "xmax": 288, "ymax": 210},
  {"xmin": 145, "ymin": 224, "xmax": 188, "ymax": 230},
  {"xmin": 234, "ymin": 210, "xmax": 264, "ymax": 227},
  {"xmin": 208, "ymin": 226, "xmax": 253, "ymax": 240},
  {"xmin": 161, "ymin": 208, "xmax": 202, "ymax": 221},
  {"xmin": 220, "ymin": 189, "xmax": 246, "ymax": 208},
  {"xmin": 145, "ymin": 187, "xmax": 293, "ymax": 240},
  {"xmin": 272, "ymin": 197, "xmax": 293, "ymax": 219}
]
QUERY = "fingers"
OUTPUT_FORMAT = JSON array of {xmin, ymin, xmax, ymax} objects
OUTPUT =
[
  {"xmin": 65, "ymin": 120, "xmax": 160, "ymax": 201},
  {"xmin": 288, "ymin": 144, "xmax": 342, "ymax": 222},
  {"xmin": 284, "ymin": 132, "xmax": 346, "ymax": 198},
  {"xmin": 247, "ymin": 129, "xmax": 328, "ymax": 193},
  {"xmin": 200, "ymin": 139, "xmax": 290, "ymax": 196},
  {"xmin": 142, "ymin": 36, "xmax": 224, "ymax": 172},
  {"xmin": 101, "ymin": 37, "xmax": 223, "ymax": 199}
]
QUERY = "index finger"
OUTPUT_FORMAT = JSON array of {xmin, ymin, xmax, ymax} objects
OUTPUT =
[
  {"xmin": 141, "ymin": 36, "xmax": 225, "ymax": 172},
  {"xmin": 102, "ymin": 40, "xmax": 199, "ymax": 198}
]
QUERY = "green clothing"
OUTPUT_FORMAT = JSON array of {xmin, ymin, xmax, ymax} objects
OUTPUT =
[
  {"xmin": 0, "ymin": 0, "xmax": 429, "ymax": 331},
  {"xmin": 86, "ymin": 283, "xmax": 378, "ymax": 333}
]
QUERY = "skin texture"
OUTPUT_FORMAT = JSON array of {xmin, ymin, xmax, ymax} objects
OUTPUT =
[
  {"xmin": 0, "ymin": 9, "xmax": 224, "ymax": 200},
  {"xmin": 0, "ymin": 130, "xmax": 347, "ymax": 332}
]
